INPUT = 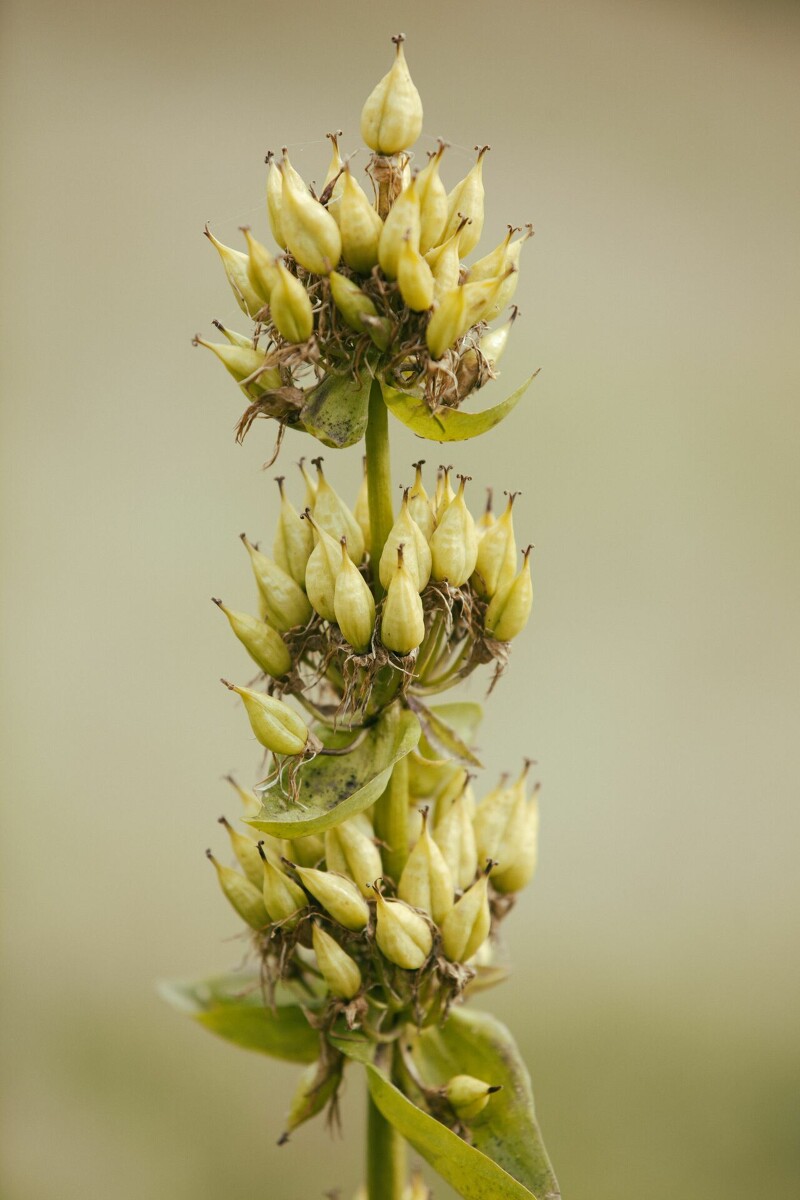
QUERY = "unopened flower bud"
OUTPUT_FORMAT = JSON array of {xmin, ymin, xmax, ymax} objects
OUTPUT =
[
  {"xmin": 206, "ymin": 849, "xmax": 268, "ymax": 930},
  {"xmin": 468, "ymin": 226, "xmax": 515, "ymax": 284},
  {"xmin": 472, "ymin": 771, "xmax": 516, "ymax": 864},
  {"xmin": 193, "ymin": 337, "xmax": 281, "ymax": 393},
  {"xmin": 489, "ymin": 782, "xmax": 540, "ymax": 895},
  {"xmin": 322, "ymin": 131, "xmax": 346, "ymax": 219},
  {"xmin": 295, "ymin": 866, "xmax": 370, "ymax": 931},
  {"xmin": 397, "ymin": 233, "xmax": 435, "ymax": 311},
  {"xmin": 312, "ymin": 459, "xmax": 366, "ymax": 563},
  {"xmin": 444, "ymin": 1074, "xmax": 502, "ymax": 1121},
  {"xmin": 425, "ymin": 285, "xmax": 468, "ymax": 359},
  {"xmin": 241, "ymin": 226, "xmax": 280, "ymax": 302},
  {"xmin": 281, "ymin": 1057, "xmax": 343, "ymax": 1143},
  {"xmin": 440, "ymin": 870, "xmax": 492, "ymax": 962},
  {"xmin": 298, "ymin": 456, "xmax": 318, "ymax": 510},
  {"xmin": 210, "ymin": 320, "xmax": 254, "ymax": 351},
  {"xmin": 484, "ymin": 545, "xmax": 533, "ymax": 641},
  {"xmin": 379, "ymin": 488, "xmax": 432, "ymax": 592},
  {"xmin": 434, "ymin": 770, "xmax": 474, "ymax": 826},
  {"xmin": 461, "ymin": 266, "xmax": 515, "ymax": 328},
  {"xmin": 479, "ymin": 226, "xmax": 533, "ymax": 320},
  {"xmin": 360, "ymin": 34, "xmax": 423, "ymax": 155},
  {"xmin": 329, "ymin": 270, "xmax": 382, "ymax": 338},
  {"xmin": 302, "ymin": 510, "xmax": 341, "ymax": 623},
  {"xmin": 407, "ymin": 460, "xmax": 434, "ymax": 540},
  {"xmin": 212, "ymin": 599, "xmax": 291, "ymax": 678},
  {"xmin": 426, "ymin": 220, "xmax": 468, "ymax": 300},
  {"xmin": 476, "ymin": 488, "xmax": 496, "ymax": 533},
  {"xmin": 241, "ymin": 533, "xmax": 312, "ymax": 631},
  {"xmin": 334, "ymin": 538, "xmax": 376, "ymax": 653},
  {"xmin": 336, "ymin": 166, "xmax": 383, "ymax": 274},
  {"xmin": 269, "ymin": 260, "xmax": 314, "ymax": 344},
  {"xmin": 417, "ymin": 142, "xmax": 449, "ymax": 254},
  {"xmin": 221, "ymin": 680, "xmax": 309, "ymax": 756},
  {"xmin": 433, "ymin": 464, "xmax": 456, "ymax": 520},
  {"xmin": 216, "ymin": 815, "xmax": 263, "ymax": 888},
  {"xmin": 324, "ymin": 818, "xmax": 382, "ymax": 897},
  {"xmin": 258, "ymin": 844, "xmax": 308, "ymax": 925},
  {"xmin": 472, "ymin": 491, "xmax": 519, "ymax": 598},
  {"xmin": 478, "ymin": 306, "xmax": 519, "ymax": 370},
  {"xmin": 265, "ymin": 152, "xmax": 286, "ymax": 249},
  {"xmin": 279, "ymin": 159, "xmax": 342, "ymax": 275},
  {"xmin": 204, "ymin": 225, "xmax": 264, "ymax": 317},
  {"xmin": 429, "ymin": 474, "xmax": 479, "ymax": 586},
  {"xmin": 398, "ymin": 809, "xmax": 454, "ymax": 923},
  {"xmin": 312, "ymin": 922, "xmax": 362, "ymax": 999},
  {"xmin": 273, "ymin": 476, "xmax": 314, "ymax": 588},
  {"xmin": 378, "ymin": 174, "xmax": 421, "ymax": 280},
  {"xmin": 354, "ymin": 459, "xmax": 372, "ymax": 554},
  {"xmin": 442, "ymin": 145, "xmax": 489, "ymax": 256},
  {"xmin": 380, "ymin": 544, "xmax": 426, "ymax": 655},
  {"xmin": 433, "ymin": 790, "xmax": 478, "ymax": 891},
  {"xmin": 374, "ymin": 890, "xmax": 432, "ymax": 970}
]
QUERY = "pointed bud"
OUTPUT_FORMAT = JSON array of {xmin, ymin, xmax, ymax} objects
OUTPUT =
[
  {"xmin": 472, "ymin": 491, "xmax": 518, "ymax": 598},
  {"xmin": 329, "ymin": 270, "xmax": 381, "ymax": 336},
  {"xmin": 312, "ymin": 922, "xmax": 362, "ymax": 999},
  {"xmin": 429, "ymin": 474, "xmax": 479, "ymax": 586},
  {"xmin": 433, "ymin": 464, "xmax": 456, "ymax": 520},
  {"xmin": 476, "ymin": 488, "xmax": 496, "ymax": 534},
  {"xmin": 467, "ymin": 227, "xmax": 514, "ymax": 284},
  {"xmin": 442, "ymin": 146, "xmax": 489, "ymax": 256},
  {"xmin": 295, "ymin": 866, "xmax": 370, "ymax": 930},
  {"xmin": 283, "ymin": 833, "xmax": 325, "ymax": 868},
  {"xmin": 302, "ymin": 509, "xmax": 341, "ymax": 622},
  {"xmin": 269, "ymin": 260, "xmax": 314, "ymax": 344},
  {"xmin": 490, "ymin": 782, "xmax": 539, "ymax": 895},
  {"xmin": 312, "ymin": 460, "xmax": 366, "ymax": 563},
  {"xmin": 440, "ymin": 871, "xmax": 491, "ymax": 962},
  {"xmin": 224, "ymin": 773, "xmax": 262, "ymax": 821},
  {"xmin": 398, "ymin": 810, "xmax": 454, "ymax": 923},
  {"xmin": 213, "ymin": 599, "xmax": 292, "ymax": 678},
  {"xmin": 380, "ymin": 544, "xmax": 426, "ymax": 655},
  {"xmin": 360, "ymin": 34, "xmax": 423, "ymax": 155},
  {"xmin": 258, "ymin": 845, "xmax": 307, "ymax": 925},
  {"xmin": 273, "ymin": 476, "xmax": 314, "ymax": 587},
  {"xmin": 379, "ymin": 489, "xmax": 432, "ymax": 592},
  {"xmin": 417, "ymin": 142, "xmax": 449, "ymax": 254},
  {"xmin": 434, "ymin": 771, "xmax": 474, "ymax": 827},
  {"xmin": 406, "ymin": 461, "xmax": 434, "ymax": 541},
  {"xmin": 478, "ymin": 226, "xmax": 533, "ymax": 321},
  {"xmin": 461, "ymin": 267, "xmax": 515, "ymax": 328},
  {"xmin": 324, "ymin": 818, "xmax": 382, "ymax": 897},
  {"xmin": 378, "ymin": 174, "xmax": 421, "ymax": 279},
  {"xmin": 484, "ymin": 546, "xmax": 533, "ymax": 641},
  {"xmin": 298, "ymin": 457, "xmax": 318, "ymax": 510},
  {"xmin": 216, "ymin": 814, "xmax": 263, "ymax": 888},
  {"xmin": 397, "ymin": 233, "xmax": 435, "ymax": 311},
  {"xmin": 211, "ymin": 320, "xmax": 255, "ymax": 350},
  {"xmin": 279, "ymin": 159, "xmax": 341, "ymax": 275},
  {"xmin": 265, "ymin": 152, "xmax": 286, "ymax": 248},
  {"xmin": 354, "ymin": 460, "xmax": 372, "ymax": 554},
  {"xmin": 241, "ymin": 226, "xmax": 280, "ymax": 303},
  {"xmin": 478, "ymin": 306, "xmax": 519, "ymax": 370},
  {"xmin": 336, "ymin": 166, "xmax": 383, "ymax": 274},
  {"xmin": 323, "ymin": 132, "xmax": 346, "ymax": 219},
  {"xmin": 374, "ymin": 891, "xmax": 432, "ymax": 970},
  {"xmin": 193, "ymin": 337, "xmax": 281, "ymax": 393},
  {"xmin": 334, "ymin": 538, "xmax": 376, "ymax": 653},
  {"xmin": 281, "ymin": 1057, "xmax": 343, "ymax": 1142},
  {"xmin": 204, "ymin": 226, "xmax": 264, "ymax": 317},
  {"xmin": 426, "ymin": 222, "xmax": 467, "ymax": 301},
  {"xmin": 241, "ymin": 533, "xmax": 312, "ymax": 631},
  {"xmin": 472, "ymin": 771, "xmax": 516, "ymax": 864},
  {"xmin": 221, "ymin": 680, "xmax": 309, "ymax": 756},
  {"xmin": 444, "ymin": 1074, "xmax": 502, "ymax": 1121},
  {"xmin": 433, "ymin": 791, "xmax": 478, "ymax": 891},
  {"xmin": 207, "ymin": 849, "xmax": 268, "ymax": 929},
  {"xmin": 425, "ymin": 285, "xmax": 468, "ymax": 359}
]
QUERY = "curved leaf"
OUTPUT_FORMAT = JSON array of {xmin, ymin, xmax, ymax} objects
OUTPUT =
[
  {"xmin": 246, "ymin": 707, "xmax": 421, "ymax": 839},
  {"xmin": 158, "ymin": 972, "xmax": 320, "ymax": 1063},
  {"xmin": 300, "ymin": 371, "xmax": 372, "ymax": 448},
  {"xmin": 381, "ymin": 374, "xmax": 537, "ymax": 443}
]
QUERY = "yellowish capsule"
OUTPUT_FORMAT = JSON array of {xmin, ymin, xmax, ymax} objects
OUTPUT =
[
  {"xmin": 481, "ymin": 226, "xmax": 533, "ymax": 320},
  {"xmin": 312, "ymin": 922, "xmax": 362, "ymax": 999},
  {"xmin": 204, "ymin": 225, "xmax": 264, "ymax": 317},
  {"xmin": 329, "ymin": 270, "xmax": 380, "ymax": 334},
  {"xmin": 472, "ymin": 491, "xmax": 519, "ymax": 598},
  {"xmin": 210, "ymin": 321, "xmax": 253, "ymax": 350},
  {"xmin": 312, "ymin": 459, "xmax": 366, "ymax": 563},
  {"xmin": 298, "ymin": 456, "xmax": 318, "ymax": 510},
  {"xmin": 217, "ymin": 815, "xmax": 264, "ymax": 889},
  {"xmin": 484, "ymin": 545, "xmax": 533, "ymax": 641},
  {"xmin": 337, "ymin": 166, "xmax": 383, "ymax": 274},
  {"xmin": 405, "ymin": 460, "xmax": 434, "ymax": 541},
  {"xmin": 429, "ymin": 474, "xmax": 479, "ymax": 586},
  {"xmin": 417, "ymin": 142, "xmax": 449, "ymax": 254},
  {"xmin": 240, "ymin": 533, "xmax": 312, "ymax": 631},
  {"xmin": 322, "ymin": 131, "xmax": 346, "ymax": 219},
  {"xmin": 207, "ymin": 849, "xmax": 268, "ymax": 929},
  {"xmin": 222, "ymin": 680, "xmax": 309, "ymax": 756},
  {"xmin": 442, "ymin": 145, "xmax": 489, "ymax": 256},
  {"xmin": 440, "ymin": 871, "xmax": 491, "ymax": 962},
  {"xmin": 324, "ymin": 818, "xmax": 382, "ymax": 898},
  {"xmin": 433, "ymin": 463, "xmax": 456, "ymax": 520},
  {"xmin": 258, "ymin": 844, "xmax": 308, "ymax": 926},
  {"xmin": 378, "ymin": 174, "xmax": 421, "ymax": 280},
  {"xmin": 379, "ymin": 488, "xmax": 432, "ymax": 592},
  {"xmin": 334, "ymin": 538, "xmax": 376, "ymax": 653},
  {"xmin": 425, "ymin": 284, "xmax": 468, "ymax": 359},
  {"xmin": 472, "ymin": 771, "xmax": 516, "ymax": 864},
  {"xmin": 193, "ymin": 337, "xmax": 281, "ymax": 393},
  {"xmin": 490, "ymin": 784, "xmax": 539, "ymax": 894},
  {"xmin": 295, "ymin": 866, "xmax": 370, "ymax": 931},
  {"xmin": 476, "ymin": 487, "xmax": 496, "ymax": 534},
  {"xmin": 279, "ymin": 158, "xmax": 342, "ymax": 274},
  {"xmin": 241, "ymin": 226, "xmax": 280, "ymax": 302},
  {"xmin": 434, "ymin": 773, "xmax": 475, "ymax": 827},
  {"xmin": 282, "ymin": 833, "xmax": 325, "ymax": 868},
  {"xmin": 280, "ymin": 1058, "xmax": 343, "ymax": 1144},
  {"xmin": 398, "ymin": 809, "xmax": 454, "ymax": 923},
  {"xmin": 427, "ymin": 223, "xmax": 467, "ymax": 301},
  {"xmin": 433, "ymin": 791, "xmax": 478, "ymax": 891},
  {"xmin": 212, "ymin": 598, "xmax": 292, "ymax": 678},
  {"xmin": 374, "ymin": 891, "xmax": 432, "ymax": 970},
  {"xmin": 467, "ymin": 226, "xmax": 515, "ymax": 284},
  {"xmin": 354, "ymin": 460, "xmax": 372, "ymax": 555},
  {"xmin": 397, "ymin": 233, "xmax": 435, "ymax": 311},
  {"xmin": 360, "ymin": 34, "xmax": 423, "ymax": 155},
  {"xmin": 444, "ymin": 1074, "xmax": 502, "ymax": 1121},
  {"xmin": 478, "ymin": 306, "xmax": 519, "ymax": 370},
  {"xmin": 269, "ymin": 260, "xmax": 314, "ymax": 344},
  {"xmin": 265, "ymin": 151, "xmax": 286, "ymax": 249},
  {"xmin": 302, "ymin": 510, "xmax": 341, "ymax": 623},
  {"xmin": 273, "ymin": 476, "xmax": 314, "ymax": 588},
  {"xmin": 380, "ymin": 544, "xmax": 426, "ymax": 655}
]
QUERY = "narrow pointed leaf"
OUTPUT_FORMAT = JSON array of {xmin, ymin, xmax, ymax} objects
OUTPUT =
[
  {"xmin": 301, "ymin": 370, "xmax": 372, "ymax": 448},
  {"xmin": 381, "ymin": 374, "xmax": 537, "ymax": 443}
]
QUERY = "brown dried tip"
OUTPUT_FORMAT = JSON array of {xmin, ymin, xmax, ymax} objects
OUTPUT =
[
  {"xmin": 211, "ymin": 597, "xmax": 223, "ymax": 607},
  {"xmin": 256, "ymin": 841, "xmax": 268, "ymax": 861},
  {"xmin": 412, "ymin": 459, "xmax": 426, "ymax": 471},
  {"xmin": 522, "ymin": 544, "xmax": 534, "ymax": 560},
  {"xmin": 484, "ymin": 488, "xmax": 493, "ymax": 513},
  {"xmin": 396, "ymin": 542, "xmax": 406, "ymax": 564},
  {"xmin": 220, "ymin": 678, "xmax": 236, "ymax": 691},
  {"xmin": 392, "ymin": 32, "xmax": 406, "ymax": 47},
  {"xmin": 217, "ymin": 816, "xmax": 231, "ymax": 828},
  {"xmin": 275, "ymin": 475, "xmax": 285, "ymax": 493},
  {"xmin": 311, "ymin": 456, "xmax": 324, "ymax": 472},
  {"xmin": 504, "ymin": 490, "xmax": 521, "ymax": 505},
  {"xmin": 488, "ymin": 1085, "xmax": 503, "ymax": 1095},
  {"xmin": 475, "ymin": 144, "xmax": 491, "ymax": 160}
]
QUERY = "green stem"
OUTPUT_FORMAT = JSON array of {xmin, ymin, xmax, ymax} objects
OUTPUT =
[
  {"xmin": 367, "ymin": 1090, "xmax": 406, "ymax": 1200},
  {"xmin": 365, "ymin": 376, "xmax": 394, "ymax": 595}
]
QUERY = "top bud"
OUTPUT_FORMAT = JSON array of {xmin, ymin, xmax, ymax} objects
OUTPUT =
[{"xmin": 360, "ymin": 35, "xmax": 423, "ymax": 155}]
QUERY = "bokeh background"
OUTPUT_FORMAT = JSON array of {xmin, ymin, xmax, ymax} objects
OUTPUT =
[{"xmin": 2, "ymin": 0, "xmax": 799, "ymax": 1196}]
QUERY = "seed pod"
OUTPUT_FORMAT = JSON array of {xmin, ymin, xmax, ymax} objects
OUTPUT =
[
  {"xmin": 282, "ymin": 834, "xmax": 325, "ymax": 867},
  {"xmin": 269, "ymin": 260, "xmax": 314, "ymax": 344},
  {"xmin": 360, "ymin": 34, "xmax": 423, "ymax": 155},
  {"xmin": 273, "ymin": 477, "xmax": 314, "ymax": 588},
  {"xmin": 337, "ymin": 166, "xmax": 383, "ymax": 274},
  {"xmin": 312, "ymin": 922, "xmax": 362, "ymax": 999},
  {"xmin": 329, "ymin": 270, "xmax": 380, "ymax": 334},
  {"xmin": 374, "ymin": 891, "xmax": 432, "ymax": 970},
  {"xmin": 241, "ymin": 533, "xmax": 312, "ymax": 631},
  {"xmin": 298, "ymin": 457, "xmax": 318, "ymax": 511},
  {"xmin": 380, "ymin": 544, "xmax": 426, "ymax": 655},
  {"xmin": 295, "ymin": 866, "xmax": 370, "ymax": 931},
  {"xmin": 378, "ymin": 174, "xmax": 421, "ymax": 280},
  {"xmin": 440, "ymin": 871, "xmax": 491, "ymax": 962},
  {"xmin": 460, "ymin": 267, "xmax": 515, "ymax": 329},
  {"xmin": 312, "ymin": 460, "xmax": 366, "ymax": 563},
  {"xmin": 398, "ymin": 809, "xmax": 454, "ymax": 923},
  {"xmin": 323, "ymin": 131, "xmax": 346, "ymax": 219},
  {"xmin": 302, "ymin": 510, "xmax": 341, "ymax": 623},
  {"xmin": 434, "ymin": 771, "xmax": 474, "ymax": 827},
  {"xmin": 478, "ymin": 306, "xmax": 519, "ymax": 370},
  {"xmin": 484, "ymin": 545, "xmax": 533, "ymax": 641},
  {"xmin": 379, "ymin": 488, "xmax": 432, "ymax": 592},
  {"xmin": 472, "ymin": 771, "xmax": 516, "ymax": 864},
  {"xmin": 193, "ymin": 337, "xmax": 281, "ymax": 393},
  {"xmin": 442, "ymin": 145, "xmax": 489, "ymax": 256},
  {"xmin": 216, "ymin": 815, "xmax": 264, "ymax": 888},
  {"xmin": 425, "ymin": 285, "xmax": 468, "ymax": 359},
  {"xmin": 324, "ymin": 818, "xmax": 382, "ymax": 897},
  {"xmin": 481, "ymin": 226, "xmax": 533, "ymax": 321},
  {"xmin": 427, "ymin": 225, "xmax": 465, "ymax": 301},
  {"xmin": 279, "ymin": 159, "xmax": 342, "ymax": 275},
  {"xmin": 354, "ymin": 460, "xmax": 372, "ymax": 554},
  {"xmin": 280, "ymin": 1055, "xmax": 343, "ymax": 1142},
  {"xmin": 417, "ymin": 142, "xmax": 448, "ymax": 254},
  {"xmin": 334, "ymin": 538, "xmax": 376, "ymax": 653},
  {"xmin": 259, "ymin": 845, "xmax": 308, "ymax": 925},
  {"xmin": 490, "ymin": 784, "xmax": 540, "ymax": 894},
  {"xmin": 221, "ymin": 680, "xmax": 309, "ymax": 756},
  {"xmin": 397, "ymin": 234, "xmax": 435, "ymax": 311},
  {"xmin": 212, "ymin": 599, "xmax": 291, "ymax": 678},
  {"xmin": 265, "ymin": 152, "xmax": 286, "ymax": 248},
  {"xmin": 429, "ymin": 474, "xmax": 479, "ymax": 586},
  {"xmin": 433, "ymin": 463, "xmax": 456, "ymax": 520},
  {"xmin": 468, "ymin": 226, "xmax": 515, "ymax": 284},
  {"xmin": 407, "ymin": 460, "xmax": 434, "ymax": 540},
  {"xmin": 206, "ymin": 850, "xmax": 268, "ymax": 929},
  {"xmin": 204, "ymin": 226, "xmax": 264, "ymax": 317},
  {"xmin": 433, "ymin": 791, "xmax": 478, "ymax": 891},
  {"xmin": 241, "ymin": 226, "xmax": 280, "ymax": 302},
  {"xmin": 472, "ymin": 491, "xmax": 518, "ymax": 598},
  {"xmin": 444, "ymin": 1074, "xmax": 502, "ymax": 1121},
  {"xmin": 224, "ymin": 773, "xmax": 262, "ymax": 822},
  {"xmin": 211, "ymin": 320, "xmax": 255, "ymax": 351}
]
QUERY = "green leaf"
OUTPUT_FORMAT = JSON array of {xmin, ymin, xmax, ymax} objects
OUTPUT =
[
  {"xmin": 407, "ymin": 1008, "xmax": 560, "ymax": 1200},
  {"xmin": 246, "ymin": 706, "xmax": 421, "ymax": 839},
  {"xmin": 381, "ymin": 374, "xmax": 538, "ymax": 443},
  {"xmin": 300, "ymin": 371, "xmax": 372, "ymax": 448},
  {"xmin": 158, "ymin": 972, "xmax": 320, "ymax": 1063},
  {"xmin": 414, "ymin": 700, "xmax": 484, "ymax": 769}
]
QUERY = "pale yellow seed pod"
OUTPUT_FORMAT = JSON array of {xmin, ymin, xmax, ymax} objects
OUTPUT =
[
  {"xmin": 269, "ymin": 260, "xmax": 314, "ymax": 344},
  {"xmin": 217, "ymin": 815, "xmax": 264, "ymax": 889},
  {"xmin": 407, "ymin": 460, "xmax": 434, "ymax": 541},
  {"xmin": 429, "ymin": 474, "xmax": 479, "ymax": 586},
  {"xmin": 283, "ymin": 834, "xmax": 325, "ymax": 868},
  {"xmin": 442, "ymin": 145, "xmax": 489, "ymax": 256},
  {"xmin": 273, "ymin": 476, "xmax": 314, "ymax": 588},
  {"xmin": 478, "ymin": 306, "xmax": 519, "ymax": 370},
  {"xmin": 379, "ymin": 489, "xmax": 432, "ymax": 592},
  {"xmin": 433, "ymin": 792, "xmax": 478, "ymax": 891},
  {"xmin": 378, "ymin": 174, "xmax": 421, "ymax": 279},
  {"xmin": 440, "ymin": 872, "xmax": 491, "ymax": 962},
  {"xmin": 380, "ymin": 544, "xmax": 426, "ymax": 655},
  {"xmin": 489, "ymin": 783, "xmax": 539, "ymax": 894},
  {"xmin": 259, "ymin": 846, "xmax": 307, "ymax": 926},
  {"xmin": 241, "ymin": 227, "xmax": 280, "ymax": 302},
  {"xmin": 240, "ymin": 533, "xmax": 312, "ymax": 631},
  {"xmin": 476, "ymin": 488, "xmax": 496, "ymax": 534},
  {"xmin": 444, "ymin": 1074, "xmax": 502, "ymax": 1121},
  {"xmin": 211, "ymin": 321, "xmax": 255, "ymax": 351},
  {"xmin": 329, "ymin": 270, "xmax": 380, "ymax": 333},
  {"xmin": 374, "ymin": 892, "xmax": 432, "ymax": 970},
  {"xmin": 265, "ymin": 152, "xmax": 286, "ymax": 249},
  {"xmin": 207, "ymin": 850, "xmax": 268, "ymax": 929},
  {"xmin": 312, "ymin": 460, "xmax": 366, "ymax": 563},
  {"xmin": 360, "ymin": 35, "xmax": 423, "ymax": 155},
  {"xmin": 472, "ymin": 771, "xmax": 516, "ymax": 864},
  {"xmin": 193, "ymin": 338, "xmax": 281, "ymax": 393},
  {"xmin": 472, "ymin": 491, "xmax": 519, "ymax": 598},
  {"xmin": 481, "ymin": 226, "xmax": 533, "ymax": 321},
  {"xmin": 354, "ymin": 461, "xmax": 372, "ymax": 555},
  {"xmin": 433, "ymin": 464, "xmax": 456, "ymax": 521},
  {"xmin": 323, "ymin": 131, "xmax": 346, "ymax": 219},
  {"xmin": 425, "ymin": 284, "xmax": 468, "ymax": 359},
  {"xmin": 295, "ymin": 867, "xmax": 370, "ymax": 930},
  {"xmin": 417, "ymin": 142, "xmax": 448, "ymax": 254},
  {"xmin": 324, "ymin": 818, "xmax": 382, "ymax": 897},
  {"xmin": 484, "ymin": 546, "xmax": 533, "ymax": 641},
  {"xmin": 302, "ymin": 511, "xmax": 341, "ymax": 623},
  {"xmin": 398, "ymin": 810, "xmax": 454, "ymax": 923},
  {"xmin": 212, "ymin": 598, "xmax": 292, "ymax": 678},
  {"xmin": 204, "ymin": 226, "xmax": 264, "ymax": 317},
  {"xmin": 298, "ymin": 457, "xmax": 318, "ymax": 510},
  {"xmin": 279, "ymin": 160, "xmax": 342, "ymax": 275},
  {"xmin": 222, "ymin": 680, "xmax": 309, "ymax": 756},
  {"xmin": 397, "ymin": 234, "xmax": 435, "ymax": 311},
  {"xmin": 468, "ymin": 227, "xmax": 514, "ymax": 284},
  {"xmin": 337, "ymin": 166, "xmax": 383, "ymax": 274},
  {"xmin": 281, "ymin": 1058, "xmax": 343, "ymax": 1143},
  {"xmin": 435, "ymin": 773, "xmax": 475, "ymax": 827},
  {"xmin": 427, "ymin": 224, "xmax": 466, "ymax": 301},
  {"xmin": 312, "ymin": 922, "xmax": 362, "ymax": 999},
  {"xmin": 334, "ymin": 538, "xmax": 376, "ymax": 653},
  {"xmin": 461, "ymin": 268, "xmax": 515, "ymax": 329}
]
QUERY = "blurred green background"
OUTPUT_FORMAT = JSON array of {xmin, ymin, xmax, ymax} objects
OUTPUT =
[{"xmin": 2, "ymin": 0, "xmax": 799, "ymax": 1196}]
